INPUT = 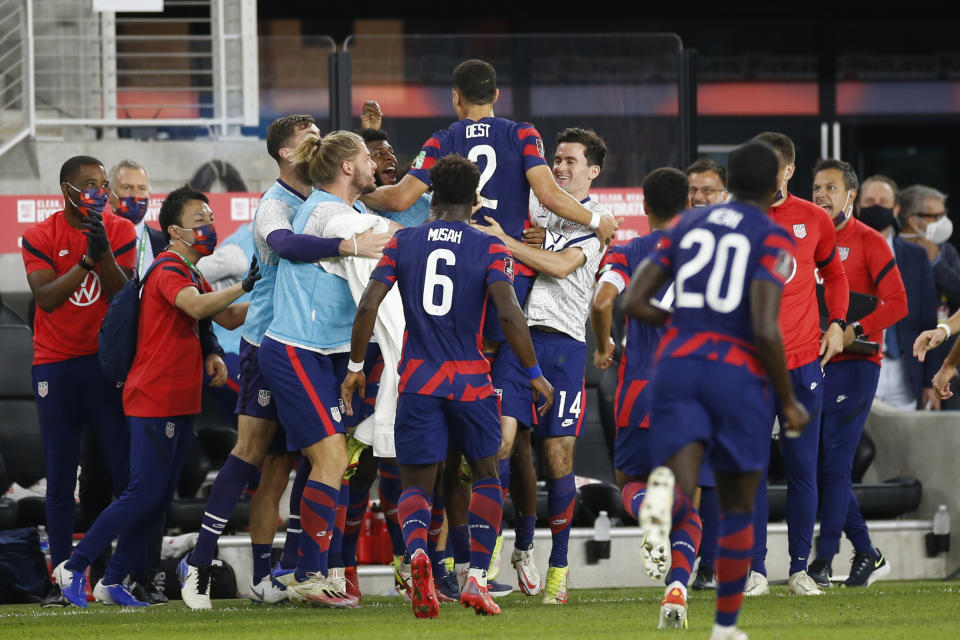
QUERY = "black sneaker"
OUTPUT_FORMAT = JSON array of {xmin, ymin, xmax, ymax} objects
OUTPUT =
[
  {"xmin": 807, "ymin": 558, "xmax": 832, "ymax": 588},
  {"xmin": 691, "ymin": 565, "xmax": 716, "ymax": 591},
  {"xmin": 40, "ymin": 582, "xmax": 69, "ymax": 608},
  {"xmin": 844, "ymin": 548, "xmax": 891, "ymax": 587},
  {"xmin": 130, "ymin": 579, "xmax": 169, "ymax": 605}
]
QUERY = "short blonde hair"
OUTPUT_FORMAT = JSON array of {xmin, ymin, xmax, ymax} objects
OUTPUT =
[{"xmin": 288, "ymin": 130, "xmax": 364, "ymax": 187}]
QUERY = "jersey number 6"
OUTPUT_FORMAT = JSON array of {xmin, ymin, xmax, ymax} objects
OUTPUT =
[{"xmin": 423, "ymin": 248, "xmax": 455, "ymax": 316}]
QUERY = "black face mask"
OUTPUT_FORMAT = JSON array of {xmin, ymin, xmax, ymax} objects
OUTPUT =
[{"xmin": 857, "ymin": 205, "xmax": 895, "ymax": 232}]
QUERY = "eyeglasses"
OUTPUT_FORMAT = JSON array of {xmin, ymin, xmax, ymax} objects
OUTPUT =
[
  {"xmin": 916, "ymin": 211, "xmax": 947, "ymax": 220},
  {"xmin": 689, "ymin": 187, "xmax": 724, "ymax": 197}
]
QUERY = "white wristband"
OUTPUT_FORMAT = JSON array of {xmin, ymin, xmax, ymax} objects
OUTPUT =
[
  {"xmin": 352, "ymin": 236, "xmax": 358, "ymax": 257},
  {"xmin": 587, "ymin": 210, "xmax": 601, "ymax": 231},
  {"xmin": 937, "ymin": 323, "xmax": 952, "ymax": 340},
  {"xmin": 347, "ymin": 359, "xmax": 364, "ymax": 373}
]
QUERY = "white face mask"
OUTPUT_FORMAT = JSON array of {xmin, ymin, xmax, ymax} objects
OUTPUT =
[{"xmin": 925, "ymin": 216, "xmax": 954, "ymax": 245}]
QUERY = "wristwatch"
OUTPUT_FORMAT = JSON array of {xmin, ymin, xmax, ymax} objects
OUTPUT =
[
  {"xmin": 78, "ymin": 254, "xmax": 95, "ymax": 271},
  {"xmin": 851, "ymin": 321, "xmax": 864, "ymax": 340},
  {"xmin": 829, "ymin": 318, "xmax": 847, "ymax": 331}
]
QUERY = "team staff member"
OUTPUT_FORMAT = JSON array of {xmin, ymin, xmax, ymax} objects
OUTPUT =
[
  {"xmin": 108, "ymin": 159, "xmax": 165, "ymax": 275},
  {"xmin": 21, "ymin": 155, "xmax": 137, "ymax": 606},
  {"xmin": 746, "ymin": 132, "xmax": 849, "ymax": 598},
  {"xmin": 54, "ymin": 186, "xmax": 258, "ymax": 608},
  {"xmin": 806, "ymin": 160, "xmax": 904, "ymax": 589}
]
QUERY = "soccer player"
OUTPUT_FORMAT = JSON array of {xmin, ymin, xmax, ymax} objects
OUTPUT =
[
  {"xmin": 179, "ymin": 116, "xmax": 388, "ymax": 610},
  {"xmin": 746, "ymin": 131, "xmax": 849, "ymax": 597},
  {"xmin": 341, "ymin": 154, "xmax": 554, "ymax": 618},
  {"xmin": 591, "ymin": 167, "xmax": 711, "ymax": 627},
  {"xmin": 479, "ymin": 128, "xmax": 614, "ymax": 605},
  {"xmin": 805, "ymin": 159, "xmax": 905, "ymax": 588},
  {"xmin": 54, "ymin": 186, "xmax": 258, "ymax": 608},
  {"xmin": 21, "ymin": 155, "xmax": 136, "ymax": 607},
  {"xmin": 625, "ymin": 141, "xmax": 809, "ymax": 640},
  {"xmin": 359, "ymin": 127, "xmax": 432, "ymax": 228}
]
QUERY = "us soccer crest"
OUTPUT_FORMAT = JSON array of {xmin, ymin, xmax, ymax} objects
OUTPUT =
[
  {"xmin": 503, "ymin": 255, "xmax": 515, "ymax": 279},
  {"xmin": 37, "ymin": 381, "xmax": 48, "ymax": 398},
  {"xmin": 165, "ymin": 422, "xmax": 176, "ymax": 438},
  {"xmin": 839, "ymin": 246, "xmax": 850, "ymax": 261},
  {"xmin": 535, "ymin": 138, "xmax": 545, "ymax": 159},
  {"xmin": 412, "ymin": 150, "xmax": 426, "ymax": 170},
  {"xmin": 330, "ymin": 405, "xmax": 342, "ymax": 423},
  {"xmin": 793, "ymin": 223, "xmax": 807, "ymax": 239},
  {"xmin": 257, "ymin": 389, "xmax": 271, "ymax": 407}
]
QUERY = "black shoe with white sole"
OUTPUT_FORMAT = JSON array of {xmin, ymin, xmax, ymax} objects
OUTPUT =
[{"xmin": 844, "ymin": 549, "xmax": 890, "ymax": 587}]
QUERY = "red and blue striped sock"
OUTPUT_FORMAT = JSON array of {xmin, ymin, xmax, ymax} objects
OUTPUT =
[
  {"xmin": 668, "ymin": 508, "xmax": 702, "ymax": 587},
  {"xmin": 673, "ymin": 485, "xmax": 692, "ymax": 523},
  {"xmin": 340, "ymin": 482, "xmax": 370, "ymax": 568},
  {"xmin": 498, "ymin": 457, "xmax": 511, "ymax": 502},
  {"xmin": 327, "ymin": 479, "xmax": 349, "ymax": 569},
  {"xmin": 190, "ymin": 454, "xmax": 257, "ymax": 567},
  {"xmin": 378, "ymin": 462, "xmax": 407, "ymax": 557},
  {"xmin": 398, "ymin": 487, "xmax": 431, "ymax": 557},
  {"xmin": 451, "ymin": 524, "xmax": 470, "ymax": 564},
  {"xmin": 621, "ymin": 481, "xmax": 647, "ymax": 520},
  {"xmin": 280, "ymin": 456, "xmax": 310, "ymax": 569},
  {"xmin": 469, "ymin": 478, "xmax": 503, "ymax": 571},
  {"xmin": 428, "ymin": 495, "xmax": 445, "ymax": 571},
  {"xmin": 547, "ymin": 473, "xmax": 576, "ymax": 568},
  {"xmin": 715, "ymin": 511, "xmax": 754, "ymax": 628},
  {"xmin": 296, "ymin": 480, "xmax": 338, "ymax": 581}
]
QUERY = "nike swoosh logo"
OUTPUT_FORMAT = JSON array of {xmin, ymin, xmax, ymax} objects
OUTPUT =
[{"xmin": 59, "ymin": 250, "xmax": 70, "ymax": 256}]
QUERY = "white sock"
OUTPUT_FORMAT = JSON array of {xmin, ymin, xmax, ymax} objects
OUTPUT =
[
  {"xmin": 665, "ymin": 580, "xmax": 687, "ymax": 600},
  {"xmin": 467, "ymin": 567, "xmax": 487, "ymax": 589}
]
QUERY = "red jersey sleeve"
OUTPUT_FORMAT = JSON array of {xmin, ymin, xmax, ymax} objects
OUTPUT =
[
  {"xmin": 755, "ymin": 227, "xmax": 796, "ymax": 287},
  {"xmin": 21, "ymin": 225, "xmax": 55, "ymax": 275},
  {"xmin": 516, "ymin": 123, "xmax": 548, "ymax": 172},
  {"xmin": 106, "ymin": 214, "xmax": 138, "ymax": 270},
  {"xmin": 370, "ymin": 236, "xmax": 399, "ymax": 287},
  {"xmin": 597, "ymin": 245, "xmax": 631, "ymax": 285},
  {"xmin": 486, "ymin": 239, "xmax": 515, "ymax": 287},
  {"xmin": 649, "ymin": 232, "xmax": 675, "ymax": 273},
  {"xmin": 155, "ymin": 262, "xmax": 198, "ymax": 307},
  {"xmin": 859, "ymin": 234, "xmax": 908, "ymax": 338},
  {"xmin": 407, "ymin": 131, "xmax": 447, "ymax": 186},
  {"xmin": 814, "ymin": 211, "xmax": 849, "ymax": 321}
]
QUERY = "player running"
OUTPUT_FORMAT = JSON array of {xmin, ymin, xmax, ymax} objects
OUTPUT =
[
  {"xmin": 591, "ymin": 167, "xmax": 711, "ymax": 628},
  {"xmin": 625, "ymin": 141, "xmax": 809, "ymax": 640},
  {"xmin": 342, "ymin": 154, "xmax": 553, "ymax": 618}
]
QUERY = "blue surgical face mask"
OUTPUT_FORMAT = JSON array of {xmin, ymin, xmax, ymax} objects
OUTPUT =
[{"xmin": 833, "ymin": 191, "xmax": 853, "ymax": 228}]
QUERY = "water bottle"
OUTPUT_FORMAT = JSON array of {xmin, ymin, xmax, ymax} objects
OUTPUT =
[
  {"xmin": 38, "ymin": 525, "xmax": 49, "ymax": 555},
  {"xmin": 592, "ymin": 510, "xmax": 611, "ymax": 560},
  {"xmin": 933, "ymin": 505, "xmax": 951, "ymax": 553}
]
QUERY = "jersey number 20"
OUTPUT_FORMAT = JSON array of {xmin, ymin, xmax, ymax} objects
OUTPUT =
[
  {"xmin": 423, "ymin": 248, "xmax": 455, "ymax": 316},
  {"xmin": 675, "ymin": 229, "xmax": 750, "ymax": 313}
]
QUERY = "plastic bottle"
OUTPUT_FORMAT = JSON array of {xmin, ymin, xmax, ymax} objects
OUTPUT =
[
  {"xmin": 593, "ymin": 510, "xmax": 611, "ymax": 542},
  {"xmin": 37, "ymin": 525, "xmax": 49, "ymax": 555},
  {"xmin": 933, "ymin": 504, "xmax": 951, "ymax": 553}
]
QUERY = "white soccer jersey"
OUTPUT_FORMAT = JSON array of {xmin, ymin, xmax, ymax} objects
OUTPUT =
[{"xmin": 524, "ymin": 193, "xmax": 612, "ymax": 342}]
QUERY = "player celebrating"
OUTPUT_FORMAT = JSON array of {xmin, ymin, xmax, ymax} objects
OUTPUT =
[
  {"xmin": 746, "ymin": 132, "xmax": 849, "ymax": 597},
  {"xmin": 805, "ymin": 159, "xmax": 905, "ymax": 588},
  {"xmin": 591, "ymin": 167, "xmax": 710, "ymax": 628},
  {"xmin": 342, "ymin": 154, "xmax": 553, "ymax": 618},
  {"xmin": 358, "ymin": 127, "xmax": 432, "ymax": 228},
  {"xmin": 625, "ymin": 141, "xmax": 809, "ymax": 640}
]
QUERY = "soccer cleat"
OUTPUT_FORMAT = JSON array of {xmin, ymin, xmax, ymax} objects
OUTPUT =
[
  {"xmin": 807, "ymin": 558, "xmax": 832, "ymax": 589},
  {"xmin": 459, "ymin": 576, "xmax": 501, "ymax": 615},
  {"xmin": 658, "ymin": 582, "xmax": 688, "ymax": 629},
  {"xmin": 691, "ymin": 564, "xmax": 716, "ymax": 591},
  {"xmin": 271, "ymin": 564, "xmax": 305, "ymax": 603},
  {"xmin": 52, "ymin": 561, "xmax": 88, "ymax": 609},
  {"xmin": 844, "ymin": 549, "xmax": 891, "ymax": 588},
  {"xmin": 488, "ymin": 533, "xmax": 504, "ymax": 580},
  {"xmin": 743, "ymin": 571, "xmax": 769, "ymax": 597},
  {"xmin": 249, "ymin": 574, "xmax": 289, "ymax": 604},
  {"xmin": 541, "ymin": 565, "xmax": 569, "ymax": 605},
  {"xmin": 486, "ymin": 579, "xmax": 514, "ymax": 598},
  {"xmin": 639, "ymin": 467, "xmax": 675, "ymax": 581},
  {"xmin": 511, "ymin": 548, "xmax": 541, "ymax": 596},
  {"xmin": 178, "ymin": 555, "xmax": 212, "ymax": 610},
  {"xmin": 40, "ymin": 583, "xmax": 69, "ymax": 608},
  {"xmin": 394, "ymin": 553, "xmax": 412, "ymax": 595},
  {"xmin": 709, "ymin": 624, "xmax": 749, "ymax": 640},
  {"xmin": 343, "ymin": 434, "xmax": 368, "ymax": 480},
  {"xmin": 129, "ymin": 579, "xmax": 168, "ymax": 605},
  {"xmin": 93, "ymin": 580, "xmax": 149, "ymax": 607},
  {"xmin": 435, "ymin": 570, "xmax": 460, "ymax": 602},
  {"xmin": 409, "ymin": 549, "xmax": 440, "ymax": 619},
  {"xmin": 455, "ymin": 562, "xmax": 469, "ymax": 592},
  {"xmin": 289, "ymin": 572, "xmax": 354, "ymax": 607},
  {"xmin": 787, "ymin": 570, "xmax": 823, "ymax": 596},
  {"xmin": 328, "ymin": 567, "xmax": 359, "ymax": 607},
  {"xmin": 344, "ymin": 566, "xmax": 362, "ymax": 603}
]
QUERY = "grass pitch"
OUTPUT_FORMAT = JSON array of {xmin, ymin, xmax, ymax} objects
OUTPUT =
[{"xmin": 0, "ymin": 581, "xmax": 957, "ymax": 640}]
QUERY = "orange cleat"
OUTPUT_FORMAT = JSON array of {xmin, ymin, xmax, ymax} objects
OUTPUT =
[
  {"xmin": 410, "ymin": 549, "xmax": 440, "ymax": 619},
  {"xmin": 459, "ymin": 576, "xmax": 501, "ymax": 616}
]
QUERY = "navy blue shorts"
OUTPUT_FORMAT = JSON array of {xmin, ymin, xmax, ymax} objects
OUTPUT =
[
  {"xmin": 649, "ymin": 358, "xmax": 774, "ymax": 474},
  {"xmin": 496, "ymin": 328, "xmax": 585, "ymax": 437},
  {"xmin": 258, "ymin": 337, "xmax": 346, "ymax": 452},
  {"xmin": 482, "ymin": 274, "xmax": 534, "ymax": 344},
  {"xmin": 394, "ymin": 393, "xmax": 501, "ymax": 466},
  {"xmin": 235, "ymin": 338, "xmax": 278, "ymax": 421}
]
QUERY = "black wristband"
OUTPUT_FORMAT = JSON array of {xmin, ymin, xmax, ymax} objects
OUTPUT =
[
  {"xmin": 852, "ymin": 321, "xmax": 864, "ymax": 339},
  {"xmin": 78, "ymin": 255, "xmax": 94, "ymax": 271},
  {"xmin": 829, "ymin": 318, "xmax": 847, "ymax": 331}
]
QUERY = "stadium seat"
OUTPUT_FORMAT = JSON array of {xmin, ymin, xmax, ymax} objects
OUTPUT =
[
  {"xmin": 0, "ymin": 326, "xmax": 45, "ymax": 489},
  {"xmin": 0, "ymin": 303, "xmax": 26, "ymax": 327},
  {"xmin": 0, "ymin": 497, "xmax": 17, "ymax": 530}
]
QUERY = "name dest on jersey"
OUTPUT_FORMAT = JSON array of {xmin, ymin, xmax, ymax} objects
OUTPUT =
[
  {"xmin": 427, "ymin": 227, "xmax": 463, "ymax": 244},
  {"xmin": 465, "ymin": 123, "xmax": 491, "ymax": 138}
]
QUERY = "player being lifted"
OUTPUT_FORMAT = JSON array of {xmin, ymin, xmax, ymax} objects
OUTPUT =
[
  {"xmin": 591, "ymin": 167, "xmax": 713, "ymax": 628},
  {"xmin": 477, "ymin": 128, "xmax": 614, "ymax": 604},
  {"xmin": 625, "ymin": 141, "xmax": 810, "ymax": 640},
  {"xmin": 342, "ymin": 154, "xmax": 553, "ymax": 618}
]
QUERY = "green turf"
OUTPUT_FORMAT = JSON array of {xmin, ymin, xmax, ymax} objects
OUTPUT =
[{"xmin": 0, "ymin": 582, "xmax": 957, "ymax": 640}]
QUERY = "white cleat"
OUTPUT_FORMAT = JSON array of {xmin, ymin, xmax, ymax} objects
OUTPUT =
[
  {"xmin": 177, "ymin": 556, "xmax": 212, "ymax": 610},
  {"xmin": 743, "ymin": 571, "xmax": 769, "ymax": 597},
  {"xmin": 511, "ymin": 548, "xmax": 542, "ymax": 596},
  {"xmin": 289, "ymin": 572, "xmax": 353, "ymax": 608},
  {"xmin": 710, "ymin": 623, "xmax": 749, "ymax": 640},
  {"xmin": 249, "ymin": 575, "xmax": 288, "ymax": 604},
  {"xmin": 639, "ymin": 467, "xmax": 675, "ymax": 581},
  {"xmin": 787, "ymin": 570, "xmax": 823, "ymax": 596},
  {"xmin": 657, "ymin": 581, "xmax": 688, "ymax": 629}
]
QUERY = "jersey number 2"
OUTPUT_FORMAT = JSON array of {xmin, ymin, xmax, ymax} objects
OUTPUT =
[
  {"xmin": 468, "ymin": 145, "xmax": 499, "ymax": 210},
  {"xmin": 423, "ymin": 248, "xmax": 455, "ymax": 316}
]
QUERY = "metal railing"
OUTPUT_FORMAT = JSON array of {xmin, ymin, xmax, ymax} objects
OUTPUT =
[{"xmin": 0, "ymin": 0, "xmax": 34, "ymax": 158}]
